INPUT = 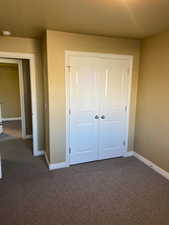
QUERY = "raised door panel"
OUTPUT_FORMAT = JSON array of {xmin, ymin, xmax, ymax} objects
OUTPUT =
[
  {"xmin": 99, "ymin": 59, "xmax": 129, "ymax": 159},
  {"xmin": 69, "ymin": 56, "xmax": 100, "ymax": 164}
]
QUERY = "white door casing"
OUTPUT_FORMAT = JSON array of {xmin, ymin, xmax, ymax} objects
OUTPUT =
[
  {"xmin": 0, "ymin": 58, "xmax": 26, "ymax": 138},
  {"xmin": 65, "ymin": 51, "xmax": 133, "ymax": 165},
  {"xmin": 0, "ymin": 53, "xmax": 39, "ymax": 156}
]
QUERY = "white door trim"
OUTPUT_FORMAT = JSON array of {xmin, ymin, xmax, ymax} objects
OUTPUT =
[
  {"xmin": 0, "ymin": 58, "xmax": 26, "ymax": 138},
  {"xmin": 134, "ymin": 152, "xmax": 169, "ymax": 181},
  {"xmin": 2, "ymin": 117, "xmax": 21, "ymax": 121},
  {"xmin": 18, "ymin": 60, "xmax": 26, "ymax": 138},
  {"xmin": 65, "ymin": 51, "xmax": 133, "ymax": 165},
  {"xmin": 0, "ymin": 52, "xmax": 39, "ymax": 156}
]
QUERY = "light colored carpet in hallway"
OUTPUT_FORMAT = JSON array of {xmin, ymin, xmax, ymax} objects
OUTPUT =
[{"xmin": 0, "ymin": 120, "xmax": 21, "ymax": 141}]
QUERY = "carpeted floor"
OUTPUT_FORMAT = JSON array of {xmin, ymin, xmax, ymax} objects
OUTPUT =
[{"xmin": 0, "ymin": 139, "xmax": 169, "ymax": 225}]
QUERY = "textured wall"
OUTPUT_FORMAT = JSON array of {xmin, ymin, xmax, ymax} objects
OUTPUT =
[
  {"xmin": 0, "ymin": 64, "xmax": 20, "ymax": 118},
  {"xmin": 135, "ymin": 31, "xmax": 169, "ymax": 172},
  {"xmin": 22, "ymin": 59, "xmax": 32, "ymax": 135},
  {"xmin": 0, "ymin": 36, "xmax": 44, "ymax": 150},
  {"xmin": 45, "ymin": 30, "xmax": 140, "ymax": 164}
]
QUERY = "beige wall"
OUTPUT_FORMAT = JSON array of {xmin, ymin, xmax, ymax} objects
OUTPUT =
[
  {"xmin": 135, "ymin": 31, "xmax": 169, "ymax": 172},
  {"xmin": 45, "ymin": 30, "xmax": 140, "ymax": 164},
  {"xmin": 22, "ymin": 59, "xmax": 32, "ymax": 135},
  {"xmin": 0, "ymin": 36, "xmax": 44, "ymax": 150},
  {"xmin": 0, "ymin": 64, "xmax": 21, "ymax": 118}
]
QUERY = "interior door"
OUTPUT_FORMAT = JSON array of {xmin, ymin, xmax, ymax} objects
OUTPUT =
[
  {"xmin": 98, "ymin": 58, "xmax": 130, "ymax": 159},
  {"xmin": 68, "ymin": 53, "xmax": 131, "ymax": 165},
  {"xmin": 69, "ymin": 56, "xmax": 100, "ymax": 165}
]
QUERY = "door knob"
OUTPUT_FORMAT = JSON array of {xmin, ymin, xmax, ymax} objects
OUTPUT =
[
  {"xmin": 101, "ymin": 115, "xmax": 105, "ymax": 119},
  {"xmin": 95, "ymin": 115, "xmax": 99, "ymax": 119}
]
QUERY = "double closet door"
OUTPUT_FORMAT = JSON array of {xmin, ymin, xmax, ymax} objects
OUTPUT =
[{"xmin": 68, "ymin": 53, "xmax": 132, "ymax": 165}]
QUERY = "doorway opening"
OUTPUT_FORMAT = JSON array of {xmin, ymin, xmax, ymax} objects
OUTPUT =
[
  {"xmin": 0, "ymin": 58, "xmax": 32, "ymax": 141},
  {"xmin": 0, "ymin": 61, "xmax": 21, "ymax": 139},
  {"xmin": 0, "ymin": 54, "xmax": 38, "ymax": 156}
]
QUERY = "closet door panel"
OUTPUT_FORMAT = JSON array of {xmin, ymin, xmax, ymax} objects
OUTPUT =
[
  {"xmin": 99, "ymin": 59, "xmax": 129, "ymax": 159},
  {"xmin": 69, "ymin": 56, "xmax": 100, "ymax": 165}
]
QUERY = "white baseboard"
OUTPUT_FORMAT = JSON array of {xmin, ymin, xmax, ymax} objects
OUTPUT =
[
  {"xmin": 43, "ymin": 150, "xmax": 169, "ymax": 179},
  {"xmin": 134, "ymin": 152, "xmax": 169, "ymax": 181},
  {"xmin": 49, "ymin": 162, "xmax": 69, "ymax": 170},
  {"xmin": 23, "ymin": 135, "xmax": 32, "ymax": 139},
  {"xmin": 123, "ymin": 151, "xmax": 134, "ymax": 157},
  {"xmin": 2, "ymin": 117, "xmax": 21, "ymax": 121},
  {"xmin": 0, "ymin": 154, "xmax": 2, "ymax": 179},
  {"xmin": 34, "ymin": 150, "xmax": 44, "ymax": 157},
  {"xmin": 44, "ymin": 152, "xmax": 69, "ymax": 170}
]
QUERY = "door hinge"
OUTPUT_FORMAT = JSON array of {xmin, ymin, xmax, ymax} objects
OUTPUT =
[
  {"xmin": 128, "ymin": 67, "xmax": 130, "ymax": 75},
  {"xmin": 69, "ymin": 147, "xmax": 71, "ymax": 154},
  {"xmin": 123, "ymin": 140, "xmax": 126, "ymax": 146},
  {"xmin": 69, "ymin": 109, "xmax": 71, "ymax": 115},
  {"xmin": 125, "ymin": 106, "xmax": 127, "ymax": 112},
  {"xmin": 66, "ymin": 65, "xmax": 71, "ymax": 72}
]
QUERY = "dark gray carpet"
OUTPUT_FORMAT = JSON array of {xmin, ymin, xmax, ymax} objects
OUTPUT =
[{"xmin": 0, "ymin": 139, "xmax": 169, "ymax": 225}]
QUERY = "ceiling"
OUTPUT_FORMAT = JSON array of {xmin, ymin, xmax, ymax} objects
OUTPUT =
[{"xmin": 1, "ymin": 0, "xmax": 169, "ymax": 39}]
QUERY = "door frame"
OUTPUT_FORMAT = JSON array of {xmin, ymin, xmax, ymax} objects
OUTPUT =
[
  {"xmin": 0, "ymin": 58, "xmax": 26, "ymax": 139},
  {"xmin": 0, "ymin": 52, "xmax": 39, "ymax": 156},
  {"xmin": 65, "ymin": 51, "xmax": 133, "ymax": 165}
]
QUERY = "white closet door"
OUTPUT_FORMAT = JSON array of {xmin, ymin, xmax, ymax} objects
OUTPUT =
[
  {"xmin": 69, "ymin": 56, "xmax": 100, "ymax": 165},
  {"xmin": 98, "ymin": 59, "xmax": 130, "ymax": 159}
]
